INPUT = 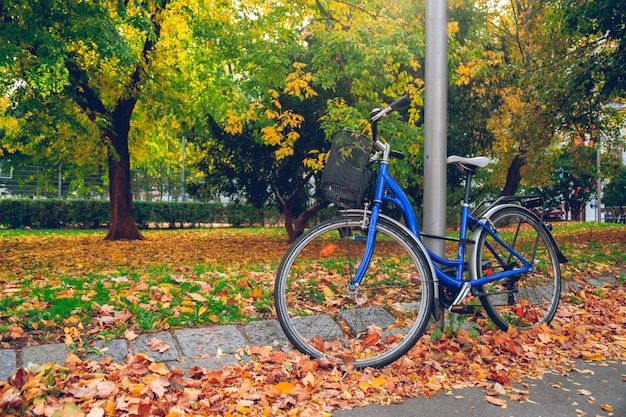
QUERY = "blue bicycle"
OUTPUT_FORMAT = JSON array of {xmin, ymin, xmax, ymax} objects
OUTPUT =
[{"xmin": 274, "ymin": 96, "xmax": 567, "ymax": 368}]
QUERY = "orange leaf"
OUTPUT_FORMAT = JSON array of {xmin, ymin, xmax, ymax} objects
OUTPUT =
[
  {"xmin": 320, "ymin": 244, "xmax": 336, "ymax": 257},
  {"xmin": 274, "ymin": 381, "xmax": 296, "ymax": 395},
  {"xmin": 364, "ymin": 333, "xmax": 380, "ymax": 348},
  {"xmin": 601, "ymin": 404, "xmax": 614, "ymax": 412},
  {"xmin": 8, "ymin": 324, "xmax": 24, "ymax": 339}
]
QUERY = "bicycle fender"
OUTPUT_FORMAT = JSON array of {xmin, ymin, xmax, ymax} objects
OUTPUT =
[
  {"xmin": 341, "ymin": 209, "xmax": 440, "ymax": 288},
  {"xmin": 476, "ymin": 204, "xmax": 568, "ymax": 264}
]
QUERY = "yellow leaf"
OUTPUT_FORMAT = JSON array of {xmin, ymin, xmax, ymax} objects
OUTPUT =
[
  {"xmin": 320, "ymin": 285, "xmax": 335, "ymax": 299},
  {"xmin": 274, "ymin": 381, "xmax": 296, "ymax": 395},
  {"xmin": 581, "ymin": 351, "xmax": 604, "ymax": 361},
  {"xmin": 371, "ymin": 376, "xmax": 386, "ymax": 388},
  {"xmin": 148, "ymin": 362, "xmax": 170, "ymax": 375},
  {"xmin": 601, "ymin": 404, "xmax": 614, "ymax": 412}
]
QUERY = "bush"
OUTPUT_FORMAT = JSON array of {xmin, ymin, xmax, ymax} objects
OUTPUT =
[{"xmin": 0, "ymin": 199, "xmax": 278, "ymax": 229}]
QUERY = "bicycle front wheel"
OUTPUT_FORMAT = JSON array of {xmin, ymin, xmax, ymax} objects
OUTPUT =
[
  {"xmin": 473, "ymin": 205, "xmax": 561, "ymax": 331},
  {"xmin": 274, "ymin": 214, "xmax": 434, "ymax": 368}
]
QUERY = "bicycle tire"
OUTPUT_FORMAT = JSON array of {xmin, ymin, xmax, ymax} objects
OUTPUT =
[
  {"xmin": 472, "ymin": 205, "xmax": 561, "ymax": 331},
  {"xmin": 274, "ymin": 213, "xmax": 434, "ymax": 368}
]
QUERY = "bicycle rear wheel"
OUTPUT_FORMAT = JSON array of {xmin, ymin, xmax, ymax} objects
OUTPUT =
[
  {"xmin": 274, "ymin": 214, "xmax": 434, "ymax": 368},
  {"xmin": 473, "ymin": 205, "xmax": 561, "ymax": 331}
]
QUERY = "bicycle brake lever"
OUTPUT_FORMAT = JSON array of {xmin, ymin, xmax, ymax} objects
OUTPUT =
[{"xmin": 370, "ymin": 95, "xmax": 411, "ymax": 122}]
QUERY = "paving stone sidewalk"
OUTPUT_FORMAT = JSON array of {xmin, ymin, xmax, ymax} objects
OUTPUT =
[
  {"xmin": 0, "ymin": 318, "xmax": 289, "ymax": 382},
  {"xmin": 0, "ymin": 277, "xmax": 615, "ymax": 382}
]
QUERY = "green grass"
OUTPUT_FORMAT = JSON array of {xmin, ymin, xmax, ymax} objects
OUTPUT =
[{"xmin": 0, "ymin": 223, "xmax": 625, "ymax": 351}]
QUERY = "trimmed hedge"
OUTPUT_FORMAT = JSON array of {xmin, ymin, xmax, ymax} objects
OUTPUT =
[{"xmin": 0, "ymin": 199, "xmax": 282, "ymax": 229}]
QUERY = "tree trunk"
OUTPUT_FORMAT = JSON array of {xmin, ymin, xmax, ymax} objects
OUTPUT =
[
  {"xmin": 283, "ymin": 207, "xmax": 296, "ymax": 243},
  {"xmin": 278, "ymin": 199, "xmax": 328, "ymax": 243},
  {"xmin": 274, "ymin": 172, "xmax": 327, "ymax": 243},
  {"xmin": 501, "ymin": 154, "xmax": 526, "ymax": 196},
  {"xmin": 104, "ymin": 102, "xmax": 144, "ymax": 240},
  {"xmin": 293, "ymin": 200, "xmax": 329, "ymax": 239}
]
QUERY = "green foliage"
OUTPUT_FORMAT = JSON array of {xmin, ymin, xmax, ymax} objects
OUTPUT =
[
  {"xmin": 603, "ymin": 167, "xmax": 626, "ymax": 207},
  {"xmin": 557, "ymin": 0, "xmax": 626, "ymax": 98},
  {"xmin": 2, "ymin": 0, "xmax": 624, "ymax": 236},
  {"xmin": 0, "ymin": 199, "xmax": 281, "ymax": 229}
]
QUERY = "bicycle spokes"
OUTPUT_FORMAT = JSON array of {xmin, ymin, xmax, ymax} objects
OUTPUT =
[
  {"xmin": 274, "ymin": 215, "xmax": 433, "ymax": 368},
  {"xmin": 475, "ymin": 206, "xmax": 561, "ymax": 331}
]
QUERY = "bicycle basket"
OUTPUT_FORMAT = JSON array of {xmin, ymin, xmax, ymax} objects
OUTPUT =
[{"xmin": 321, "ymin": 130, "xmax": 372, "ymax": 208}]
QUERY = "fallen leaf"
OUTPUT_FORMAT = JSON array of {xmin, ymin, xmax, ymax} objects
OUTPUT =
[
  {"xmin": 600, "ymin": 404, "xmax": 614, "ymax": 412},
  {"xmin": 8, "ymin": 324, "xmax": 24, "ymax": 339},
  {"xmin": 188, "ymin": 293, "xmax": 207, "ymax": 302},
  {"xmin": 124, "ymin": 328, "xmax": 139, "ymax": 341},
  {"xmin": 486, "ymin": 396, "xmax": 508, "ymax": 408},
  {"xmin": 145, "ymin": 374, "xmax": 170, "ymax": 398},
  {"xmin": 363, "ymin": 333, "xmax": 380, "ymax": 348},
  {"xmin": 148, "ymin": 338, "xmax": 170, "ymax": 353},
  {"xmin": 274, "ymin": 381, "xmax": 296, "ymax": 395}
]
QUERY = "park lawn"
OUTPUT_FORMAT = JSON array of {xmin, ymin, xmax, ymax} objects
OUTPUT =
[
  {"xmin": 0, "ymin": 222, "xmax": 625, "ymax": 353},
  {"xmin": 0, "ymin": 228, "xmax": 290, "ymax": 351}
]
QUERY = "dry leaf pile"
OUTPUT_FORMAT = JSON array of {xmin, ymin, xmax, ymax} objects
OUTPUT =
[
  {"xmin": 1, "ymin": 226, "xmax": 626, "ymax": 416},
  {"xmin": 1, "ymin": 280, "xmax": 625, "ymax": 417}
]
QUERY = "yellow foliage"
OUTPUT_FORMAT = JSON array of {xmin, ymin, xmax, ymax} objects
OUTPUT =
[
  {"xmin": 275, "ymin": 146, "xmax": 294, "ymax": 159},
  {"xmin": 448, "ymin": 21, "xmax": 460, "ymax": 35},
  {"xmin": 303, "ymin": 150, "xmax": 328, "ymax": 173},
  {"xmin": 261, "ymin": 126, "xmax": 282, "ymax": 146},
  {"xmin": 455, "ymin": 63, "xmax": 474, "ymax": 86},
  {"xmin": 284, "ymin": 62, "xmax": 317, "ymax": 99},
  {"xmin": 269, "ymin": 89, "xmax": 280, "ymax": 99}
]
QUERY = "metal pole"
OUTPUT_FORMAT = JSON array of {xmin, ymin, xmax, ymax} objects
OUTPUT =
[
  {"xmin": 423, "ymin": 0, "xmax": 448, "ymax": 255},
  {"xmin": 596, "ymin": 146, "xmax": 601, "ymax": 222},
  {"xmin": 424, "ymin": 0, "xmax": 449, "ymax": 327},
  {"xmin": 58, "ymin": 165, "xmax": 62, "ymax": 199},
  {"xmin": 181, "ymin": 136, "xmax": 186, "ymax": 202}
]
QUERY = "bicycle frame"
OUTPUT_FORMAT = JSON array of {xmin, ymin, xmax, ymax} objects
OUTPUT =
[{"xmin": 350, "ymin": 142, "xmax": 533, "ymax": 292}]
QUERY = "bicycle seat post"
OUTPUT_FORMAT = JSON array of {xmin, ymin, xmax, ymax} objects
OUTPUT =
[{"xmin": 463, "ymin": 170, "xmax": 474, "ymax": 206}]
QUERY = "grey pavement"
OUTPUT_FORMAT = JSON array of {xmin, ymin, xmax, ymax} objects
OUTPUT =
[{"xmin": 334, "ymin": 359, "xmax": 626, "ymax": 417}]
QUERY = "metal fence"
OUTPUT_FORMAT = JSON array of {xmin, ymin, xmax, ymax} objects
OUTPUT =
[{"xmin": 0, "ymin": 163, "xmax": 187, "ymax": 202}]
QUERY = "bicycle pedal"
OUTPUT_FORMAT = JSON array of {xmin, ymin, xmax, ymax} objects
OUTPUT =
[{"xmin": 449, "ymin": 305, "xmax": 476, "ymax": 315}]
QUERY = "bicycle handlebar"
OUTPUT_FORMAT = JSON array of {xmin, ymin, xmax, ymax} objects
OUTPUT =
[
  {"xmin": 370, "ymin": 95, "xmax": 411, "ymax": 122},
  {"xmin": 370, "ymin": 95, "xmax": 410, "ymax": 160}
]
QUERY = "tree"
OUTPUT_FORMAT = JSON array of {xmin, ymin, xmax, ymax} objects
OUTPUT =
[
  {"xmin": 222, "ymin": 0, "xmax": 426, "ymax": 240},
  {"xmin": 603, "ymin": 167, "xmax": 626, "ymax": 207},
  {"xmin": 481, "ymin": 0, "xmax": 626, "ymax": 198},
  {"xmin": 539, "ymin": 143, "xmax": 596, "ymax": 220},
  {"xmin": 0, "ymin": 0, "xmax": 177, "ymax": 240},
  {"xmin": 557, "ymin": 0, "xmax": 626, "ymax": 99}
]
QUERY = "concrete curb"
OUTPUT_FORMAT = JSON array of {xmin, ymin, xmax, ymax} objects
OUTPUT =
[{"xmin": 0, "ymin": 318, "xmax": 289, "ymax": 382}]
